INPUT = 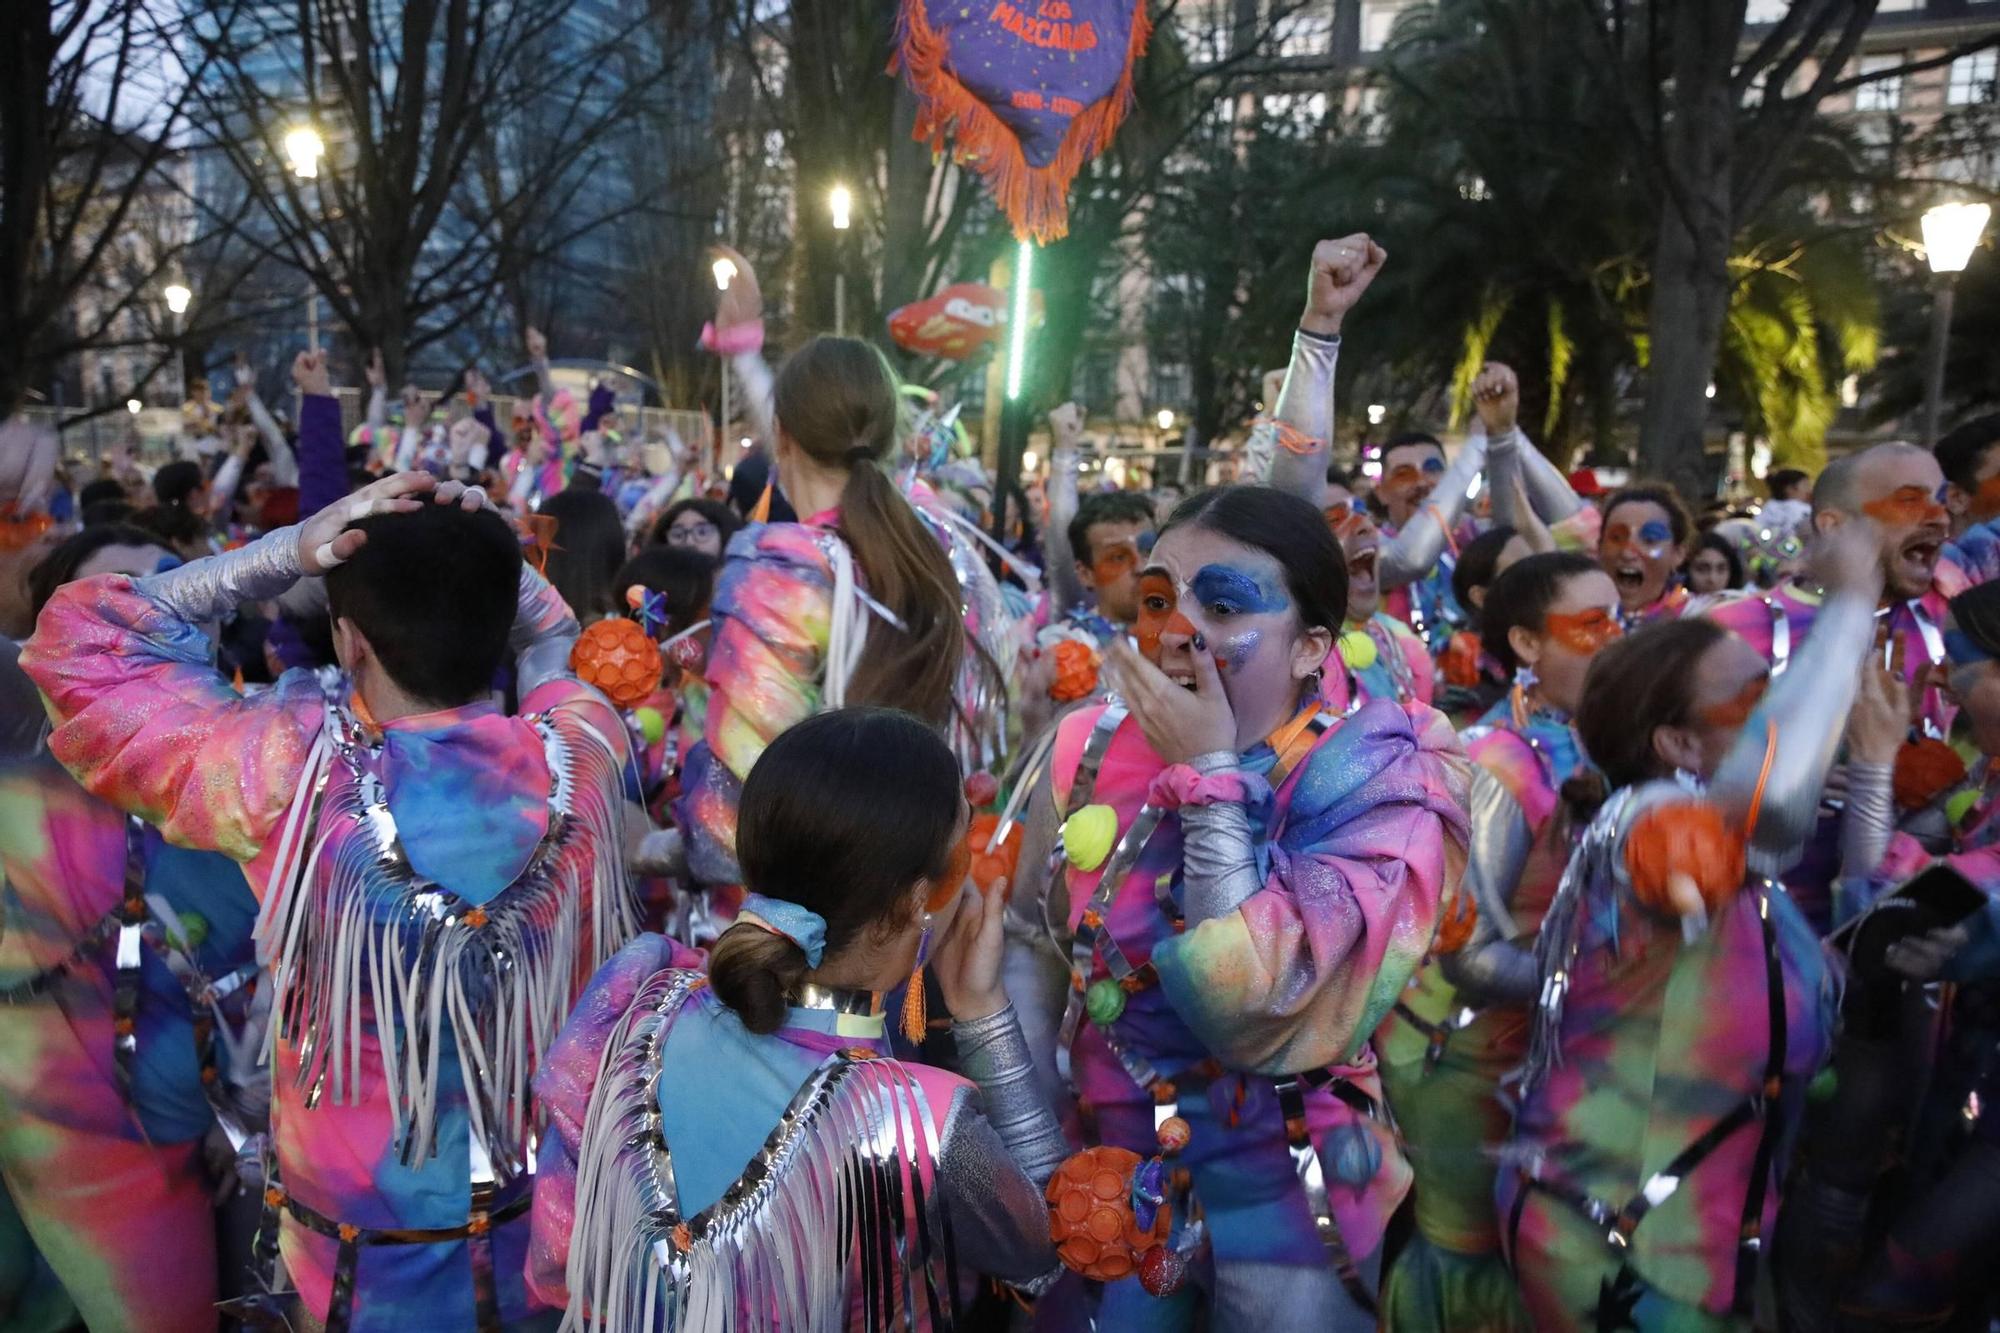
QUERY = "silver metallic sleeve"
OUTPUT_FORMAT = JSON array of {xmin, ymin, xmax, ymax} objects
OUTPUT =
[
  {"xmin": 510, "ymin": 565, "xmax": 581, "ymax": 698},
  {"xmin": 1265, "ymin": 331, "xmax": 1338, "ymax": 509},
  {"xmin": 1512, "ymin": 428, "xmax": 1586, "ymax": 524},
  {"xmin": 1438, "ymin": 765, "xmax": 1539, "ymax": 1004},
  {"xmin": 1178, "ymin": 751, "xmax": 1263, "ymax": 923},
  {"xmin": 1379, "ymin": 432, "xmax": 1487, "ymax": 589},
  {"xmin": 934, "ymin": 1082, "xmax": 1062, "ymax": 1287},
  {"xmin": 1041, "ymin": 446, "xmax": 1087, "ymax": 616},
  {"xmin": 1711, "ymin": 588, "xmax": 1874, "ymax": 877},
  {"xmin": 1483, "ymin": 427, "xmax": 1524, "ymax": 530},
  {"xmin": 366, "ymin": 385, "xmax": 388, "ymax": 431},
  {"xmin": 953, "ymin": 1004, "xmax": 1069, "ymax": 1188},
  {"xmin": 730, "ymin": 349, "xmax": 776, "ymax": 451},
  {"xmin": 1839, "ymin": 760, "xmax": 1896, "ymax": 886},
  {"xmin": 138, "ymin": 525, "xmax": 303, "ymax": 622},
  {"xmin": 1001, "ymin": 772, "xmax": 1072, "ymax": 1111}
]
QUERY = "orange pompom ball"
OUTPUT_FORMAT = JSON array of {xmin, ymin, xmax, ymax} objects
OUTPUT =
[
  {"xmin": 1045, "ymin": 1146, "xmax": 1170, "ymax": 1281},
  {"xmin": 1893, "ymin": 736, "xmax": 1967, "ymax": 812},
  {"xmin": 968, "ymin": 812, "xmax": 1022, "ymax": 900},
  {"xmin": 1440, "ymin": 630, "xmax": 1484, "ymax": 689},
  {"xmin": 570, "ymin": 618, "xmax": 663, "ymax": 710},
  {"xmin": 1050, "ymin": 639, "xmax": 1101, "ymax": 703},
  {"xmin": 1624, "ymin": 798, "xmax": 1745, "ymax": 919}
]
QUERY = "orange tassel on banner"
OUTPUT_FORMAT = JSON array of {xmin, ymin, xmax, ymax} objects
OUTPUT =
[{"xmin": 892, "ymin": 0, "xmax": 1153, "ymax": 243}]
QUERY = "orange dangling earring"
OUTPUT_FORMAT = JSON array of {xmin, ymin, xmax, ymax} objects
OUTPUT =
[
  {"xmin": 1510, "ymin": 664, "xmax": 1539, "ymax": 730},
  {"xmin": 901, "ymin": 911, "xmax": 934, "ymax": 1045}
]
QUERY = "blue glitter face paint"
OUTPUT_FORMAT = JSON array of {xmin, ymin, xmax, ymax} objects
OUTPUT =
[
  {"xmin": 1189, "ymin": 565, "xmax": 1290, "ymax": 617},
  {"xmin": 1637, "ymin": 520, "xmax": 1672, "ymax": 547},
  {"xmin": 1214, "ymin": 629, "xmax": 1263, "ymax": 673}
]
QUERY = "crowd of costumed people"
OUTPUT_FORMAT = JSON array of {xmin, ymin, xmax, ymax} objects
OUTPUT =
[{"xmin": 6, "ymin": 234, "xmax": 2000, "ymax": 1333}]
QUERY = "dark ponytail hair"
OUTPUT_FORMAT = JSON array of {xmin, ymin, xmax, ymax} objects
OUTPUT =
[
  {"xmin": 1452, "ymin": 524, "xmax": 1519, "ymax": 626},
  {"xmin": 1479, "ymin": 551, "xmax": 1601, "ymax": 675},
  {"xmin": 1575, "ymin": 617, "xmax": 1728, "ymax": 792},
  {"xmin": 773, "ymin": 337, "xmax": 965, "ymax": 726},
  {"xmin": 708, "ymin": 707, "xmax": 963, "ymax": 1035},
  {"xmin": 1161, "ymin": 486, "xmax": 1347, "ymax": 633}
]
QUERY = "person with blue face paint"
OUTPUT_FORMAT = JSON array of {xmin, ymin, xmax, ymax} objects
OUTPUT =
[{"xmin": 1598, "ymin": 484, "xmax": 1694, "ymax": 627}]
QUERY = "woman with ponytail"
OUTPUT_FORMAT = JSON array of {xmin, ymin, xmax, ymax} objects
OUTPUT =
[
  {"xmin": 1498, "ymin": 522, "xmax": 1880, "ymax": 1330},
  {"xmin": 528, "ymin": 708, "xmax": 1065, "ymax": 1327},
  {"xmin": 1377, "ymin": 552, "xmax": 1619, "ymax": 1332},
  {"xmin": 675, "ymin": 249, "xmax": 1006, "ymax": 897}
]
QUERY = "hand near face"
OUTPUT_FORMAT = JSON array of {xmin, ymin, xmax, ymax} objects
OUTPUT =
[
  {"xmin": 1105, "ymin": 635, "xmax": 1237, "ymax": 764},
  {"xmin": 930, "ymin": 876, "xmax": 1008, "ymax": 1022}
]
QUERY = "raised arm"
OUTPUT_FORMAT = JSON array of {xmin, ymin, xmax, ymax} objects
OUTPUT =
[
  {"xmin": 525, "ymin": 326, "xmax": 554, "ymax": 400},
  {"xmin": 238, "ymin": 352, "xmax": 299, "ymax": 488},
  {"xmin": 1262, "ymin": 236, "xmax": 1386, "ymax": 509},
  {"xmin": 291, "ymin": 352, "xmax": 350, "ymax": 515},
  {"xmin": 1040, "ymin": 403, "xmax": 1088, "ymax": 615},
  {"xmin": 363, "ymin": 349, "xmax": 388, "ymax": 431},
  {"xmin": 1711, "ymin": 522, "xmax": 1882, "ymax": 875}
]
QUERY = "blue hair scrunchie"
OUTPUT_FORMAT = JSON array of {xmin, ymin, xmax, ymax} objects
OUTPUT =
[{"xmin": 737, "ymin": 893, "xmax": 828, "ymax": 967}]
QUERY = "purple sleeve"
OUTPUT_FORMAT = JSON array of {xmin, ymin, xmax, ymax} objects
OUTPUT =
[
  {"xmin": 298, "ymin": 393, "xmax": 350, "ymax": 515},
  {"xmin": 473, "ymin": 402, "xmax": 502, "ymax": 462},
  {"xmin": 580, "ymin": 383, "xmax": 616, "ymax": 434}
]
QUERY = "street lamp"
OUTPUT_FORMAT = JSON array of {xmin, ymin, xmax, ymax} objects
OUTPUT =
[
  {"xmin": 1920, "ymin": 200, "xmax": 1991, "ymax": 446},
  {"xmin": 126, "ymin": 398, "xmax": 142, "ymax": 415},
  {"xmin": 712, "ymin": 257, "xmax": 737, "ymax": 465},
  {"xmin": 285, "ymin": 125, "xmax": 326, "ymax": 350},
  {"xmin": 1156, "ymin": 408, "xmax": 1175, "ymax": 432},
  {"xmin": 163, "ymin": 283, "xmax": 192, "ymax": 405},
  {"xmin": 829, "ymin": 185, "xmax": 851, "ymax": 336}
]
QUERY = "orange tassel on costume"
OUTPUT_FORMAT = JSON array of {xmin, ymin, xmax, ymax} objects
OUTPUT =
[{"xmin": 901, "ymin": 967, "xmax": 928, "ymax": 1045}]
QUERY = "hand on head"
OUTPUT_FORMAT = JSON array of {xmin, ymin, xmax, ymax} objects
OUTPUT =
[{"xmin": 297, "ymin": 471, "xmax": 490, "ymax": 575}]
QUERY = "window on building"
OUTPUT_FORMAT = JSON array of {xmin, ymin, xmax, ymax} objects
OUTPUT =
[
  {"xmin": 1271, "ymin": 1, "xmax": 1333, "ymax": 57},
  {"xmin": 1262, "ymin": 92, "xmax": 1329, "ymax": 135},
  {"xmin": 1154, "ymin": 362, "xmax": 1192, "ymax": 412},
  {"xmin": 1184, "ymin": 0, "xmax": 1230, "ymax": 63},
  {"xmin": 1356, "ymin": 84, "xmax": 1387, "ymax": 138},
  {"xmin": 1876, "ymin": 0, "xmax": 1921, "ymax": 11},
  {"xmin": 1950, "ymin": 50, "xmax": 1998, "ymax": 105},
  {"xmin": 1360, "ymin": 0, "xmax": 1404, "ymax": 53},
  {"xmin": 1745, "ymin": 0, "xmax": 1788, "ymax": 22},
  {"xmin": 1853, "ymin": 53, "xmax": 1905, "ymax": 111}
]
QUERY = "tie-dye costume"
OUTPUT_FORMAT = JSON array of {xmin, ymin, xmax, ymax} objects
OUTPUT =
[
  {"xmin": 1024, "ymin": 673, "xmax": 1468, "ymax": 1327},
  {"xmin": 1378, "ymin": 698, "xmax": 1589, "ymax": 1331},
  {"xmin": 1500, "ymin": 587, "xmax": 1870, "ymax": 1330},
  {"xmin": 0, "ymin": 643, "xmax": 261, "ymax": 1333},
  {"xmin": 528, "ymin": 938, "xmax": 1064, "ymax": 1328},
  {"xmin": 20, "ymin": 530, "xmax": 637, "ymax": 1332},
  {"xmin": 1344, "ymin": 611, "xmax": 1434, "ymax": 708},
  {"xmin": 676, "ymin": 492, "xmax": 1012, "ymax": 891}
]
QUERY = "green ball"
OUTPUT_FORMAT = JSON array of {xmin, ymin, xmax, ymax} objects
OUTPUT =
[
  {"xmin": 1086, "ymin": 978, "xmax": 1127, "ymax": 1027},
  {"xmin": 634, "ymin": 706, "xmax": 667, "ymax": 747},
  {"xmin": 1807, "ymin": 1066, "xmax": 1838, "ymax": 1103},
  {"xmin": 178, "ymin": 910, "xmax": 209, "ymax": 952},
  {"xmin": 1946, "ymin": 788, "xmax": 1980, "ymax": 829}
]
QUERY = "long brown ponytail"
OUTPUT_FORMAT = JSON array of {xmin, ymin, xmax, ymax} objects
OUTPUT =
[{"xmin": 773, "ymin": 337, "xmax": 964, "ymax": 725}]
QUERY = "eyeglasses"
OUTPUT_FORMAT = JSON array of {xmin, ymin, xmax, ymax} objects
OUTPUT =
[{"xmin": 666, "ymin": 521, "xmax": 719, "ymax": 547}]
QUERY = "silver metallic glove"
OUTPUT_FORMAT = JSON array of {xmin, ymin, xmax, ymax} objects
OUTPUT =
[{"xmin": 139, "ymin": 525, "xmax": 302, "ymax": 621}]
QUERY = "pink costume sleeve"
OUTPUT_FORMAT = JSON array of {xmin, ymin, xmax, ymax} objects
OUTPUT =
[
  {"xmin": 1151, "ymin": 698, "xmax": 1471, "ymax": 1074},
  {"xmin": 673, "ymin": 525, "xmax": 833, "ymax": 886},
  {"xmin": 526, "ymin": 933, "xmax": 705, "ymax": 1311},
  {"xmin": 20, "ymin": 573, "xmax": 325, "ymax": 869}
]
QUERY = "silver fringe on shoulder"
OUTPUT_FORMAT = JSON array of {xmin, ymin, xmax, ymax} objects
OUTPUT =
[
  {"xmin": 563, "ymin": 971, "xmax": 959, "ymax": 1332},
  {"xmin": 256, "ymin": 695, "xmax": 639, "ymax": 1173}
]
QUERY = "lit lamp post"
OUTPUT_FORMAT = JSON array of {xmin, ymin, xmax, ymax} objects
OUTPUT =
[
  {"xmin": 163, "ymin": 282, "xmax": 191, "ymax": 405},
  {"xmin": 284, "ymin": 125, "xmax": 325, "ymax": 351},
  {"xmin": 829, "ymin": 184, "xmax": 851, "ymax": 337},
  {"xmin": 1920, "ymin": 200, "xmax": 1991, "ymax": 446},
  {"xmin": 712, "ymin": 256, "xmax": 737, "ymax": 476}
]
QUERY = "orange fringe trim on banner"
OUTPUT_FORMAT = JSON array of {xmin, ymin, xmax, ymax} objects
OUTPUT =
[{"xmin": 892, "ymin": 0, "xmax": 1154, "ymax": 243}]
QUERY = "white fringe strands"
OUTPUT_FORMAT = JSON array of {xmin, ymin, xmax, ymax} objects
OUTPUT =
[
  {"xmin": 562, "ymin": 970, "xmax": 960, "ymax": 1332},
  {"xmin": 1521, "ymin": 785, "xmax": 1637, "ymax": 1099},
  {"xmin": 256, "ymin": 701, "xmax": 639, "ymax": 1172}
]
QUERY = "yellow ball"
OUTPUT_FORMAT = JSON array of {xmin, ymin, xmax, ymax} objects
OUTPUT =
[
  {"xmin": 1338, "ymin": 628, "xmax": 1378, "ymax": 671},
  {"xmin": 1062, "ymin": 804, "xmax": 1119, "ymax": 872},
  {"xmin": 634, "ymin": 706, "xmax": 667, "ymax": 746}
]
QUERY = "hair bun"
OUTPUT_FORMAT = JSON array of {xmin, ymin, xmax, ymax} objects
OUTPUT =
[{"xmin": 844, "ymin": 443, "xmax": 876, "ymax": 465}]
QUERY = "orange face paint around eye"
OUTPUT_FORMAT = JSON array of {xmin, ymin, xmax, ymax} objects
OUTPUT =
[
  {"xmin": 1863, "ymin": 484, "xmax": 1948, "ymax": 528},
  {"xmin": 1543, "ymin": 607, "xmax": 1623, "ymax": 654},
  {"xmin": 1135, "ymin": 573, "xmax": 1175, "ymax": 657},
  {"xmin": 1091, "ymin": 543, "xmax": 1139, "ymax": 583}
]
